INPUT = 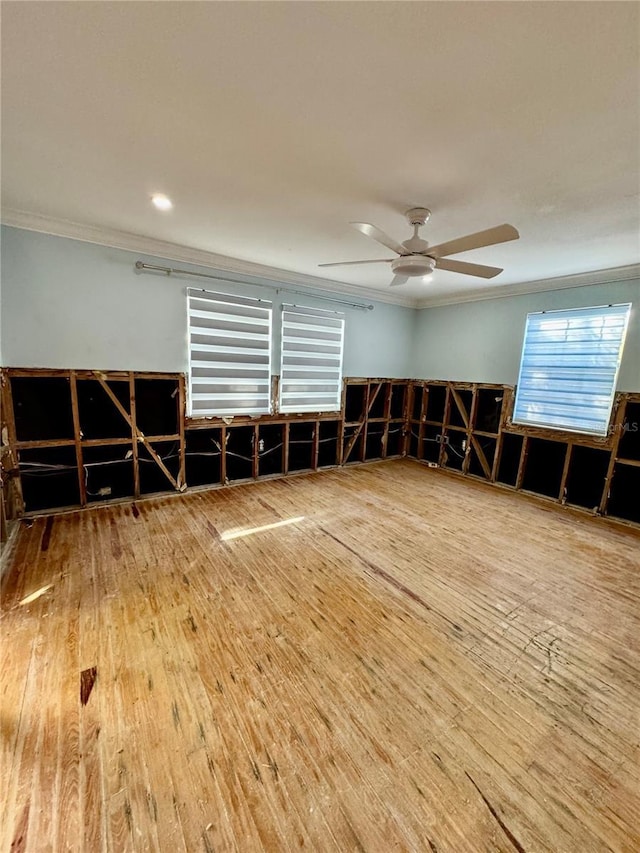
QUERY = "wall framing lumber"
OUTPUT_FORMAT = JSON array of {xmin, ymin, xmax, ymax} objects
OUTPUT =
[
  {"xmin": 93, "ymin": 373, "xmax": 179, "ymax": 492},
  {"xmin": 85, "ymin": 435, "xmax": 179, "ymax": 447},
  {"xmin": 417, "ymin": 384, "xmax": 428, "ymax": 461},
  {"xmin": 383, "ymin": 382, "xmax": 393, "ymax": 421},
  {"xmin": 186, "ymin": 411, "xmax": 340, "ymax": 430},
  {"xmin": 514, "ymin": 436, "xmax": 529, "ymax": 491},
  {"xmin": 5, "ymin": 368, "xmax": 71, "ymax": 378},
  {"xmin": 177, "ymin": 375, "xmax": 187, "ymax": 489},
  {"xmin": 69, "ymin": 371, "xmax": 87, "ymax": 506},
  {"xmin": 405, "ymin": 381, "xmax": 639, "ymax": 528},
  {"xmin": 0, "ymin": 487, "xmax": 6, "ymax": 544},
  {"xmin": 439, "ymin": 387, "xmax": 452, "ymax": 467},
  {"xmin": 336, "ymin": 417, "xmax": 345, "ymax": 466},
  {"xmin": 14, "ymin": 439, "xmax": 76, "ymax": 450},
  {"xmin": 129, "ymin": 373, "xmax": 141, "ymax": 499},
  {"xmin": 360, "ymin": 382, "xmax": 371, "ymax": 463},
  {"xmin": 0, "ymin": 373, "xmax": 24, "ymax": 519},
  {"xmin": 381, "ymin": 383, "xmax": 393, "ymax": 459},
  {"xmin": 220, "ymin": 425, "xmax": 228, "ymax": 484},
  {"xmin": 312, "ymin": 420, "xmax": 320, "ymax": 470},
  {"xmin": 13, "ymin": 435, "xmax": 180, "ymax": 450},
  {"xmin": 463, "ymin": 387, "xmax": 479, "ymax": 475},
  {"xmin": 558, "ymin": 443, "xmax": 574, "ymax": 504},
  {"xmin": 448, "ymin": 385, "xmax": 471, "ymax": 430},
  {"xmin": 490, "ymin": 441, "xmax": 502, "ymax": 483},
  {"xmin": 469, "ymin": 435, "xmax": 492, "ymax": 480},
  {"xmin": 343, "ymin": 381, "xmax": 382, "ymax": 463},
  {"xmin": 252, "ymin": 424, "xmax": 259, "ymax": 480},
  {"xmin": 599, "ymin": 394, "xmax": 627, "ymax": 515},
  {"xmin": 2, "ymin": 368, "xmax": 637, "ymax": 529},
  {"xmin": 616, "ymin": 457, "xmax": 640, "ymax": 468},
  {"xmin": 2, "ymin": 368, "xmax": 192, "ymax": 515}
]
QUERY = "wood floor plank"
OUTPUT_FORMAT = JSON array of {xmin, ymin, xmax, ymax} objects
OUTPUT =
[{"xmin": 1, "ymin": 459, "xmax": 638, "ymax": 852}]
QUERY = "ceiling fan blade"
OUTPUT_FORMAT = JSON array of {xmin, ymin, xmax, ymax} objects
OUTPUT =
[
  {"xmin": 427, "ymin": 224, "xmax": 519, "ymax": 259},
  {"xmin": 350, "ymin": 222, "xmax": 409, "ymax": 256},
  {"xmin": 390, "ymin": 275, "xmax": 409, "ymax": 287},
  {"xmin": 318, "ymin": 258, "xmax": 393, "ymax": 268},
  {"xmin": 435, "ymin": 258, "xmax": 503, "ymax": 279}
]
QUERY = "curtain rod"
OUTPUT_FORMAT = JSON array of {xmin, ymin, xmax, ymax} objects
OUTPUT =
[{"xmin": 134, "ymin": 261, "xmax": 374, "ymax": 311}]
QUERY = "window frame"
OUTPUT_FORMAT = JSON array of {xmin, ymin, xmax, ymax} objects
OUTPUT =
[
  {"xmin": 512, "ymin": 302, "xmax": 631, "ymax": 438},
  {"xmin": 186, "ymin": 287, "xmax": 273, "ymax": 419},
  {"xmin": 278, "ymin": 303, "xmax": 345, "ymax": 415}
]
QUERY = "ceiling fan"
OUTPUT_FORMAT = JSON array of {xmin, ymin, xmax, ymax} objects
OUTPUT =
[{"xmin": 319, "ymin": 208, "xmax": 519, "ymax": 287}]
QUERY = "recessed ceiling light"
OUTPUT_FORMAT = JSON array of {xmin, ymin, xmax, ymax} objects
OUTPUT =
[{"xmin": 151, "ymin": 193, "xmax": 173, "ymax": 211}]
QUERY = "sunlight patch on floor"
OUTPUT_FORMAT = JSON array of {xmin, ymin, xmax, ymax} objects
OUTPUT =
[
  {"xmin": 220, "ymin": 516, "xmax": 306, "ymax": 541},
  {"xmin": 18, "ymin": 584, "xmax": 53, "ymax": 606}
]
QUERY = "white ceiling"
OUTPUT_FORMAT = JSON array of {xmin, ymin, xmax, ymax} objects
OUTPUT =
[{"xmin": 2, "ymin": 2, "xmax": 639, "ymax": 307}]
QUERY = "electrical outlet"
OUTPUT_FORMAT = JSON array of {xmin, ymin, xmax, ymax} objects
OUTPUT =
[
  {"xmin": 97, "ymin": 486, "xmax": 112, "ymax": 496},
  {"xmin": 427, "ymin": 462, "xmax": 438, "ymax": 469}
]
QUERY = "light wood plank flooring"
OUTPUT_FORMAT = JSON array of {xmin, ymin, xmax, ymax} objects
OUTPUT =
[{"xmin": 1, "ymin": 459, "xmax": 639, "ymax": 852}]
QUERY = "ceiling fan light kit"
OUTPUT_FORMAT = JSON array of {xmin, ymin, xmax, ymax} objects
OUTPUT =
[
  {"xmin": 391, "ymin": 254, "xmax": 436, "ymax": 278},
  {"xmin": 320, "ymin": 207, "xmax": 520, "ymax": 287}
]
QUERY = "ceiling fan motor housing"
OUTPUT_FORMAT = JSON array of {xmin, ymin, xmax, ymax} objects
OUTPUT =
[{"xmin": 391, "ymin": 255, "xmax": 436, "ymax": 277}]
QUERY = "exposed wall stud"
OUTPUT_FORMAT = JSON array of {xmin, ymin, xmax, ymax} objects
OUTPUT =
[
  {"xmin": 283, "ymin": 423, "xmax": 290, "ymax": 476},
  {"xmin": 177, "ymin": 375, "xmax": 187, "ymax": 489},
  {"xmin": 129, "ymin": 373, "xmax": 141, "ymax": 499},
  {"xmin": 0, "ymin": 373, "xmax": 24, "ymax": 518},
  {"xmin": 559, "ymin": 443, "xmax": 573, "ymax": 503},
  {"xmin": 69, "ymin": 370, "xmax": 87, "ymax": 506},
  {"xmin": 515, "ymin": 436, "xmax": 529, "ymax": 491}
]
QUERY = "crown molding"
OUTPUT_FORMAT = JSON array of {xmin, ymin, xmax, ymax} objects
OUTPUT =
[
  {"xmin": 1, "ymin": 208, "xmax": 419, "ymax": 309},
  {"xmin": 4, "ymin": 207, "xmax": 636, "ymax": 313},
  {"xmin": 416, "ymin": 263, "xmax": 640, "ymax": 309}
]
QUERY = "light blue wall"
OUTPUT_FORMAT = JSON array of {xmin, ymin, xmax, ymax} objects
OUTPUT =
[
  {"xmin": 411, "ymin": 280, "xmax": 640, "ymax": 391},
  {"xmin": 0, "ymin": 226, "xmax": 415, "ymax": 377},
  {"xmin": 3, "ymin": 225, "xmax": 638, "ymax": 390}
]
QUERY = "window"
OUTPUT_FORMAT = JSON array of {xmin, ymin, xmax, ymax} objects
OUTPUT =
[
  {"xmin": 187, "ymin": 289, "xmax": 272, "ymax": 417},
  {"xmin": 513, "ymin": 303, "xmax": 631, "ymax": 436},
  {"xmin": 279, "ymin": 304, "xmax": 345, "ymax": 413}
]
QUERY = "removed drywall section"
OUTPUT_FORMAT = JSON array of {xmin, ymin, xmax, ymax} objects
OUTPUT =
[
  {"xmin": 12, "ymin": 376, "xmax": 75, "ymax": 441},
  {"xmin": 19, "ymin": 445, "xmax": 79, "ymax": 512},
  {"xmin": 184, "ymin": 428, "xmax": 223, "ymax": 487},
  {"xmin": 317, "ymin": 421, "xmax": 340, "ymax": 468},
  {"xmin": 496, "ymin": 433, "xmax": 524, "ymax": 487},
  {"xmin": 411, "ymin": 279, "xmax": 640, "ymax": 391},
  {"xmin": 0, "ymin": 226, "xmax": 415, "ymax": 377},
  {"xmin": 287, "ymin": 422, "xmax": 315, "ymax": 472},
  {"xmin": 257, "ymin": 424, "xmax": 285, "ymax": 477}
]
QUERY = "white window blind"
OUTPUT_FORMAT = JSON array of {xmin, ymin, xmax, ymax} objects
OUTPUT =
[
  {"xmin": 187, "ymin": 289, "xmax": 272, "ymax": 418},
  {"xmin": 279, "ymin": 304, "xmax": 345, "ymax": 413},
  {"xmin": 513, "ymin": 303, "xmax": 631, "ymax": 436}
]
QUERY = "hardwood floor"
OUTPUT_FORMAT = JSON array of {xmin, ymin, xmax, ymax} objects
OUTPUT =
[{"xmin": 1, "ymin": 459, "xmax": 639, "ymax": 852}]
